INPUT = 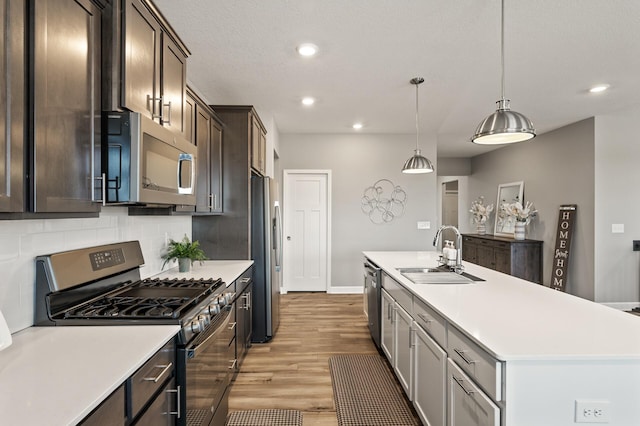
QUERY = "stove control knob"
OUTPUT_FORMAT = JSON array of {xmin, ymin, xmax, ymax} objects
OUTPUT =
[
  {"xmin": 190, "ymin": 319, "xmax": 204, "ymax": 333},
  {"xmin": 208, "ymin": 303, "xmax": 220, "ymax": 315},
  {"xmin": 198, "ymin": 314, "xmax": 210, "ymax": 326},
  {"xmin": 217, "ymin": 296, "xmax": 227, "ymax": 307}
]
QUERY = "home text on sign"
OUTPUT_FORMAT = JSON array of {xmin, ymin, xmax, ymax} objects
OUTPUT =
[{"xmin": 550, "ymin": 205, "xmax": 577, "ymax": 291}]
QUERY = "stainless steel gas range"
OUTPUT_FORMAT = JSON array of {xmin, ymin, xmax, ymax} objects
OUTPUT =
[{"xmin": 35, "ymin": 241, "xmax": 235, "ymax": 426}]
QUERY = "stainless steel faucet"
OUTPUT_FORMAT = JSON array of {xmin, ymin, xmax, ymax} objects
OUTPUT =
[{"xmin": 433, "ymin": 225, "xmax": 464, "ymax": 274}]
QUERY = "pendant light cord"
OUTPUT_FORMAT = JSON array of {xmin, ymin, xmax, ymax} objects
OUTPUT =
[
  {"xmin": 500, "ymin": 0, "xmax": 505, "ymax": 102},
  {"xmin": 415, "ymin": 82, "xmax": 420, "ymax": 151}
]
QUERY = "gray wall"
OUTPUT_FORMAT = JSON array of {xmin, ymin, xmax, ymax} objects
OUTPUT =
[
  {"xmin": 468, "ymin": 119, "xmax": 595, "ymax": 299},
  {"xmin": 595, "ymin": 107, "xmax": 640, "ymax": 303},
  {"xmin": 279, "ymin": 133, "xmax": 438, "ymax": 288}
]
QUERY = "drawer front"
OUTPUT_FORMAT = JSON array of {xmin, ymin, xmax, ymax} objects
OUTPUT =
[
  {"xmin": 129, "ymin": 339, "xmax": 176, "ymax": 420},
  {"xmin": 413, "ymin": 298, "xmax": 446, "ymax": 348},
  {"xmin": 382, "ymin": 273, "xmax": 412, "ymax": 314},
  {"xmin": 447, "ymin": 327, "xmax": 501, "ymax": 401},
  {"xmin": 447, "ymin": 359, "xmax": 500, "ymax": 426}
]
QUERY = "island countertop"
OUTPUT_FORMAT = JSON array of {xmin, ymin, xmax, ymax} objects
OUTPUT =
[{"xmin": 364, "ymin": 251, "xmax": 640, "ymax": 361}]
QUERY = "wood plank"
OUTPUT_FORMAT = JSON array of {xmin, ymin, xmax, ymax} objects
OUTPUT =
[{"xmin": 228, "ymin": 293, "xmax": 378, "ymax": 425}]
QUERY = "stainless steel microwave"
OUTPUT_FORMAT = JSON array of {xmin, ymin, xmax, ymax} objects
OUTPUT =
[{"xmin": 103, "ymin": 111, "xmax": 197, "ymax": 206}]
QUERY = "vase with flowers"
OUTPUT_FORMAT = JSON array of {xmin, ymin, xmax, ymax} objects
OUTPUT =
[
  {"xmin": 469, "ymin": 196, "xmax": 494, "ymax": 235},
  {"xmin": 502, "ymin": 201, "xmax": 537, "ymax": 240}
]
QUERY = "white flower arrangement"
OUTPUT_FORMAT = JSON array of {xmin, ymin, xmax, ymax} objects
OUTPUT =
[
  {"xmin": 469, "ymin": 196, "xmax": 494, "ymax": 224},
  {"xmin": 502, "ymin": 201, "xmax": 537, "ymax": 224}
]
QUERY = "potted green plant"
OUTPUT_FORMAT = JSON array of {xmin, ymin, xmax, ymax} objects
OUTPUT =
[{"xmin": 161, "ymin": 235, "xmax": 207, "ymax": 272}]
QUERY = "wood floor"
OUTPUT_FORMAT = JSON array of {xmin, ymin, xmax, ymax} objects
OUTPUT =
[{"xmin": 228, "ymin": 292, "xmax": 379, "ymax": 425}]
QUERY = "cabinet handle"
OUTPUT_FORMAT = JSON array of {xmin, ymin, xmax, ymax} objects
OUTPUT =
[
  {"xmin": 240, "ymin": 277, "xmax": 251, "ymax": 284},
  {"xmin": 148, "ymin": 95, "xmax": 162, "ymax": 121},
  {"xmin": 213, "ymin": 194, "xmax": 218, "ymax": 209},
  {"xmin": 452, "ymin": 375, "xmax": 475, "ymax": 396},
  {"xmin": 143, "ymin": 362, "xmax": 173, "ymax": 383},
  {"xmin": 163, "ymin": 100, "xmax": 172, "ymax": 126},
  {"xmin": 417, "ymin": 313, "xmax": 432, "ymax": 324},
  {"xmin": 229, "ymin": 322, "xmax": 237, "ymax": 330},
  {"xmin": 453, "ymin": 348, "xmax": 476, "ymax": 365},
  {"xmin": 228, "ymin": 359, "xmax": 238, "ymax": 370},
  {"xmin": 165, "ymin": 385, "xmax": 181, "ymax": 418},
  {"xmin": 92, "ymin": 173, "xmax": 106, "ymax": 206},
  {"xmin": 410, "ymin": 328, "xmax": 416, "ymax": 348},
  {"xmin": 208, "ymin": 194, "xmax": 214, "ymax": 210}
]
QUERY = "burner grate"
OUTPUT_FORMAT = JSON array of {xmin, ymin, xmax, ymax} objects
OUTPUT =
[{"xmin": 59, "ymin": 277, "xmax": 224, "ymax": 320}]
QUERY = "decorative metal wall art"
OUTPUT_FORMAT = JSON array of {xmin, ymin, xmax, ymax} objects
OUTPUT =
[{"xmin": 361, "ymin": 179, "xmax": 407, "ymax": 224}]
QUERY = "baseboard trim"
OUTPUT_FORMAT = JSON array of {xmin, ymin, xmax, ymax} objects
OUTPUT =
[{"xmin": 328, "ymin": 286, "xmax": 363, "ymax": 294}]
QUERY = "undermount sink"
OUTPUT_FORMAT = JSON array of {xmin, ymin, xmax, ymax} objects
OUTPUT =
[{"xmin": 396, "ymin": 266, "xmax": 484, "ymax": 284}]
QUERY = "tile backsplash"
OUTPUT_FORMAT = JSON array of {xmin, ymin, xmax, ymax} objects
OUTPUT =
[{"xmin": 0, "ymin": 207, "xmax": 192, "ymax": 333}]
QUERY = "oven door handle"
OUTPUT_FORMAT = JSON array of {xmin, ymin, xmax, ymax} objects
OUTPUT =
[{"xmin": 187, "ymin": 306, "xmax": 232, "ymax": 357}]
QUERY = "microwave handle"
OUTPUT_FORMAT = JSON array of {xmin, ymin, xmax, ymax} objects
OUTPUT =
[{"xmin": 177, "ymin": 153, "xmax": 195, "ymax": 194}]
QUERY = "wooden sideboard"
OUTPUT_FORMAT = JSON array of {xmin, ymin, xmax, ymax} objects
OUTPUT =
[{"xmin": 461, "ymin": 234, "xmax": 543, "ymax": 283}]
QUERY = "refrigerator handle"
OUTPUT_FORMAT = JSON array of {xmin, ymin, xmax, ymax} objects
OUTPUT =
[{"xmin": 273, "ymin": 202, "xmax": 283, "ymax": 271}]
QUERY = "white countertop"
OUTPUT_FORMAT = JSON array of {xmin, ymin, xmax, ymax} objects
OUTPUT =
[
  {"xmin": 0, "ymin": 260, "xmax": 253, "ymax": 425},
  {"xmin": 154, "ymin": 260, "xmax": 253, "ymax": 287},
  {"xmin": 364, "ymin": 251, "xmax": 640, "ymax": 361}
]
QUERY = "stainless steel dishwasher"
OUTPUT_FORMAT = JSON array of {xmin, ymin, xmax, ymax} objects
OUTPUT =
[{"xmin": 364, "ymin": 260, "xmax": 382, "ymax": 348}]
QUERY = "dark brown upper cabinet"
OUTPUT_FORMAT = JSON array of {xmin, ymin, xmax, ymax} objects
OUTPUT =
[
  {"xmin": 106, "ymin": 0, "xmax": 189, "ymax": 138},
  {"xmin": 30, "ymin": 0, "xmax": 104, "ymax": 214},
  {"xmin": 0, "ymin": 0, "xmax": 25, "ymax": 213}
]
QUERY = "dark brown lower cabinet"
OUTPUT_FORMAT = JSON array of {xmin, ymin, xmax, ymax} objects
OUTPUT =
[{"xmin": 462, "ymin": 234, "xmax": 543, "ymax": 283}]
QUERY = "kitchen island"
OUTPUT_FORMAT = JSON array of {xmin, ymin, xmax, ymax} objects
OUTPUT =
[{"xmin": 365, "ymin": 251, "xmax": 640, "ymax": 426}]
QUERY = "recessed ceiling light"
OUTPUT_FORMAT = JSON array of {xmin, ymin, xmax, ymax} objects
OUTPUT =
[
  {"xmin": 302, "ymin": 97, "xmax": 315, "ymax": 106},
  {"xmin": 589, "ymin": 84, "xmax": 610, "ymax": 93},
  {"xmin": 352, "ymin": 123, "xmax": 363, "ymax": 130},
  {"xmin": 297, "ymin": 43, "xmax": 318, "ymax": 57}
]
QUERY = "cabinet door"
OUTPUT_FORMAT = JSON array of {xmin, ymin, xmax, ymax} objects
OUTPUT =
[
  {"xmin": 194, "ymin": 106, "xmax": 211, "ymax": 212},
  {"xmin": 394, "ymin": 303, "xmax": 413, "ymax": 399},
  {"xmin": 33, "ymin": 0, "xmax": 102, "ymax": 213},
  {"xmin": 123, "ymin": 0, "xmax": 161, "ymax": 120},
  {"xmin": 133, "ymin": 378, "xmax": 177, "ymax": 426},
  {"xmin": 184, "ymin": 91, "xmax": 195, "ymax": 143},
  {"xmin": 476, "ymin": 245, "xmax": 495, "ymax": 270},
  {"xmin": 210, "ymin": 118, "xmax": 223, "ymax": 213},
  {"xmin": 447, "ymin": 359, "xmax": 500, "ymax": 426},
  {"xmin": 0, "ymin": 0, "xmax": 24, "ymax": 212},
  {"xmin": 80, "ymin": 384, "xmax": 126, "ymax": 425},
  {"xmin": 413, "ymin": 324, "xmax": 446, "ymax": 426},
  {"xmin": 494, "ymin": 247, "xmax": 511, "ymax": 274},
  {"xmin": 160, "ymin": 36, "xmax": 186, "ymax": 135},
  {"xmin": 381, "ymin": 289, "xmax": 394, "ymax": 362}
]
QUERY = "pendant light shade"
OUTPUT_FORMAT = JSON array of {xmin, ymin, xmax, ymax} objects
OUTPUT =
[
  {"xmin": 402, "ymin": 77, "xmax": 434, "ymax": 174},
  {"xmin": 471, "ymin": 0, "xmax": 535, "ymax": 145}
]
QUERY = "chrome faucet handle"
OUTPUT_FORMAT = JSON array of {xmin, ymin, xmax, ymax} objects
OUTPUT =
[{"xmin": 452, "ymin": 264, "xmax": 465, "ymax": 275}]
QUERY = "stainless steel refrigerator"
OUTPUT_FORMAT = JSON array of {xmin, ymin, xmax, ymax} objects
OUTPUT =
[{"xmin": 250, "ymin": 174, "xmax": 282, "ymax": 342}]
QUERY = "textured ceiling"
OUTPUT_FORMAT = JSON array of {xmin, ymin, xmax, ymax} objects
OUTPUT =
[{"xmin": 154, "ymin": 0, "xmax": 640, "ymax": 158}]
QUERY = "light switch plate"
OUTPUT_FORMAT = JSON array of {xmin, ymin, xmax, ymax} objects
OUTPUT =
[{"xmin": 611, "ymin": 224, "xmax": 624, "ymax": 233}]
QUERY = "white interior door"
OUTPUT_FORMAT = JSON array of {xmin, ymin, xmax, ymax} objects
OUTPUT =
[{"xmin": 283, "ymin": 170, "xmax": 330, "ymax": 292}]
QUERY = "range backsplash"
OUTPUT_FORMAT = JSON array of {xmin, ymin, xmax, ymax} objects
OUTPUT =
[{"xmin": 0, "ymin": 207, "xmax": 191, "ymax": 333}]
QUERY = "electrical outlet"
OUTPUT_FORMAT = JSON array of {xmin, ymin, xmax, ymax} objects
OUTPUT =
[
  {"xmin": 633, "ymin": 240, "xmax": 640, "ymax": 251},
  {"xmin": 575, "ymin": 400, "xmax": 610, "ymax": 423},
  {"xmin": 417, "ymin": 221, "xmax": 430, "ymax": 230}
]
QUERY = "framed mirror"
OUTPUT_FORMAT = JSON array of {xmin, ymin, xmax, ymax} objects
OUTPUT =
[{"xmin": 494, "ymin": 181, "xmax": 524, "ymax": 237}]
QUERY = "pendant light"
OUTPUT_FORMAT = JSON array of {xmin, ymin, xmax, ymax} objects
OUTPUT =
[
  {"xmin": 472, "ymin": 0, "xmax": 535, "ymax": 144},
  {"xmin": 402, "ymin": 77, "xmax": 434, "ymax": 174}
]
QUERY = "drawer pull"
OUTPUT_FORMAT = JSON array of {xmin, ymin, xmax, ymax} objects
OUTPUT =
[
  {"xmin": 453, "ymin": 375, "xmax": 474, "ymax": 396},
  {"xmin": 453, "ymin": 348, "xmax": 476, "ymax": 365},
  {"xmin": 165, "ymin": 385, "xmax": 181, "ymax": 418},
  {"xmin": 229, "ymin": 359, "xmax": 238, "ymax": 370},
  {"xmin": 143, "ymin": 362, "xmax": 173, "ymax": 383},
  {"xmin": 229, "ymin": 322, "xmax": 237, "ymax": 330},
  {"xmin": 417, "ymin": 313, "xmax": 432, "ymax": 324},
  {"xmin": 240, "ymin": 277, "xmax": 251, "ymax": 284}
]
